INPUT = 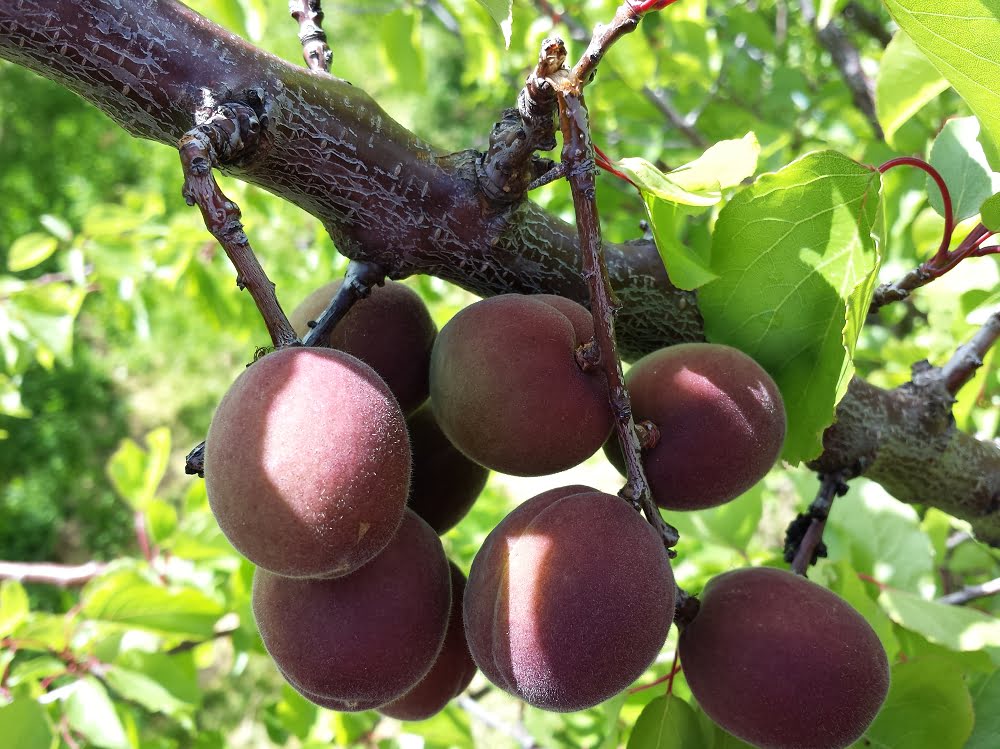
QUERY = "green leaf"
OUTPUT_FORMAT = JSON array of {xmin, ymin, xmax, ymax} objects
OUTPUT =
[
  {"xmin": 927, "ymin": 117, "xmax": 1000, "ymax": 221},
  {"xmin": 64, "ymin": 677, "xmax": 131, "ymax": 749},
  {"xmin": 860, "ymin": 658, "xmax": 974, "ymax": 749},
  {"xmin": 876, "ymin": 31, "xmax": 950, "ymax": 146},
  {"xmin": 666, "ymin": 482, "xmax": 764, "ymax": 553},
  {"xmin": 0, "ymin": 580, "xmax": 30, "ymax": 637},
  {"xmin": 0, "ymin": 697, "xmax": 54, "ymax": 749},
  {"xmin": 627, "ymin": 695, "xmax": 705, "ymax": 749},
  {"xmin": 379, "ymin": 10, "xmax": 425, "ymax": 94},
  {"xmin": 622, "ymin": 134, "xmax": 759, "ymax": 290},
  {"xmin": 825, "ymin": 482, "xmax": 935, "ymax": 593},
  {"xmin": 106, "ymin": 428, "xmax": 171, "ymax": 510},
  {"xmin": 980, "ymin": 193, "xmax": 1000, "ymax": 230},
  {"xmin": 103, "ymin": 666, "xmax": 192, "ymax": 721},
  {"xmin": 619, "ymin": 134, "xmax": 760, "ymax": 206},
  {"xmin": 883, "ymin": 0, "xmax": 1000, "ymax": 160},
  {"xmin": 81, "ymin": 570, "xmax": 223, "ymax": 638},
  {"xmin": 698, "ymin": 151, "xmax": 883, "ymax": 463},
  {"xmin": 878, "ymin": 588, "xmax": 1000, "ymax": 652},
  {"xmin": 8, "ymin": 233, "xmax": 58, "ymax": 272},
  {"xmin": 966, "ymin": 671, "xmax": 1000, "ymax": 749},
  {"xmin": 474, "ymin": 0, "xmax": 512, "ymax": 47}
]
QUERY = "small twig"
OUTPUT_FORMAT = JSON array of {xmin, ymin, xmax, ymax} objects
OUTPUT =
[
  {"xmin": 937, "ymin": 576, "xmax": 1000, "ymax": 606},
  {"xmin": 301, "ymin": 260, "xmax": 386, "ymax": 345},
  {"xmin": 179, "ymin": 102, "xmax": 298, "ymax": 348},
  {"xmin": 639, "ymin": 85, "xmax": 708, "ymax": 148},
  {"xmin": 871, "ymin": 223, "xmax": 996, "ymax": 311},
  {"xmin": 289, "ymin": 0, "xmax": 332, "ymax": 73},
  {"xmin": 456, "ymin": 695, "xmax": 539, "ymax": 749},
  {"xmin": 166, "ymin": 626, "xmax": 239, "ymax": 655},
  {"xmin": 843, "ymin": 1, "xmax": 892, "ymax": 47},
  {"xmin": 940, "ymin": 310, "xmax": 1000, "ymax": 396},
  {"xmin": 0, "ymin": 560, "xmax": 109, "ymax": 587},
  {"xmin": 799, "ymin": 0, "xmax": 883, "ymax": 139},
  {"xmin": 785, "ymin": 472, "xmax": 851, "ymax": 575},
  {"xmin": 542, "ymin": 3, "xmax": 680, "ymax": 551}
]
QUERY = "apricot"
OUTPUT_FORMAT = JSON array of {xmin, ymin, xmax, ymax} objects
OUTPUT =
[
  {"xmin": 463, "ymin": 486, "xmax": 675, "ymax": 711},
  {"xmin": 205, "ymin": 346, "xmax": 410, "ymax": 578},
  {"xmin": 379, "ymin": 563, "xmax": 477, "ymax": 721},
  {"xmin": 289, "ymin": 279, "xmax": 437, "ymax": 414},
  {"xmin": 253, "ymin": 509, "xmax": 452, "ymax": 710},
  {"xmin": 679, "ymin": 567, "xmax": 889, "ymax": 749},
  {"xmin": 429, "ymin": 295, "xmax": 613, "ymax": 476},
  {"xmin": 606, "ymin": 343, "xmax": 785, "ymax": 510},
  {"xmin": 406, "ymin": 404, "xmax": 490, "ymax": 534}
]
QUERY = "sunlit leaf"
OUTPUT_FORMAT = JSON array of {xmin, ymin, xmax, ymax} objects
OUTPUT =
[
  {"xmin": 876, "ymin": 31, "xmax": 949, "ymax": 146},
  {"xmin": 7, "ymin": 233, "xmax": 57, "ymax": 272},
  {"xmin": 698, "ymin": 151, "xmax": 883, "ymax": 463}
]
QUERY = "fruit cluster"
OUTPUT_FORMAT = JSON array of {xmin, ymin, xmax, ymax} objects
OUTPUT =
[{"xmin": 202, "ymin": 283, "xmax": 889, "ymax": 747}]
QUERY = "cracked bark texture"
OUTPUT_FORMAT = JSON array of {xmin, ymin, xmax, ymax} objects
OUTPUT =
[{"xmin": 1, "ymin": 0, "xmax": 998, "ymax": 544}]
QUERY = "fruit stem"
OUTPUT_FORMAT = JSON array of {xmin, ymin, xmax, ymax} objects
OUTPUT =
[
  {"xmin": 541, "ymin": 6, "xmax": 680, "ymax": 552},
  {"xmin": 301, "ymin": 260, "xmax": 386, "ymax": 346}
]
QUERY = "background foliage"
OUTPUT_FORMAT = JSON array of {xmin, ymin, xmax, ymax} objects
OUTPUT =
[{"xmin": 0, "ymin": 0, "xmax": 998, "ymax": 747}]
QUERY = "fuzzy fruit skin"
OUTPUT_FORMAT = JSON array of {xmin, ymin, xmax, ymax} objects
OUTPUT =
[
  {"xmin": 429, "ymin": 294, "xmax": 613, "ymax": 476},
  {"xmin": 679, "ymin": 567, "xmax": 890, "ymax": 749},
  {"xmin": 463, "ymin": 486, "xmax": 676, "ymax": 712},
  {"xmin": 205, "ymin": 347, "xmax": 410, "ymax": 578},
  {"xmin": 378, "ymin": 563, "xmax": 477, "ymax": 721},
  {"xmin": 289, "ymin": 279, "xmax": 438, "ymax": 415},
  {"xmin": 406, "ymin": 405, "xmax": 490, "ymax": 534},
  {"xmin": 606, "ymin": 342, "xmax": 785, "ymax": 510},
  {"xmin": 253, "ymin": 510, "xmax": 452, "ymax": 710}
]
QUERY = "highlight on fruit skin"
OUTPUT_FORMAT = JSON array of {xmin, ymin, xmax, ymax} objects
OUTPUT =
[
  {"xmin": 429, "ymin": 294, "xmax": 613, "ymax": 476},
  {"xmin": 678, "ymin": 566, "xmax": 890, "ymax": 749},
  {"xmin": 463, "ymin": 485, "xmax": 676, "ymax": 712},
  {"xmin": 252, "ymin": 509, "xmax": 452, "ymax": 711},
  {"xmin": 289, "ymin": 278, "xmax": 438, "ymax": 415},
  {"xmin": 204, "ymin": 346, "xmax": 411, "ymax": 579},
  {"xmin": 605, "ymin": 342, "xmax": 786, "ymax": 510}
]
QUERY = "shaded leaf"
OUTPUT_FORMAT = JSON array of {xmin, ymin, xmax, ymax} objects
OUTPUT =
[
  {"xmin": 859, "ymin": 658, "xmax": 973, "ymax": 749},
  {"xmin": 0, "ymin": 697, "xmax": 53, "ymax": 749},
  {"xmin": 475, "ymin": 0, "xmax": 512, "ymax": 47},
  {"xmin": 927, "ymin": 117, "xmax": 1000, "ymax": 221},
  {"xmin": 627, "ymin": 695, "xmax": 705, "ymax": 749},
  {"xmin": 64, "ymin": 677, "xmax": 130, "ymax": 749}
]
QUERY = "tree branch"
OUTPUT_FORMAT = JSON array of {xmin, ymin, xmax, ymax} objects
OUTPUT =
[
  {"xmin": 0, "ymin": 561, "xmax": 109, "ymax": 587},
  {"xmin": 1, "ymin": 0, "xmax": 997, "ymax": 544},
  {"xmin": 937, "ymin": 576, "xmax": 1000, "ymax": 606}
]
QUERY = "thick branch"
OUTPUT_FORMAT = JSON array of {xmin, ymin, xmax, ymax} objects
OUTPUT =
[{"xmin": 1, "ymin": 0, "xmax": 998, "ymax": 543}]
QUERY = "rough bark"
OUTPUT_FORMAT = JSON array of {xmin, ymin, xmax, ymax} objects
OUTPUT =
[{"xmin": 1, "ymin": 0, "xmax": 997, "ymax": 543}]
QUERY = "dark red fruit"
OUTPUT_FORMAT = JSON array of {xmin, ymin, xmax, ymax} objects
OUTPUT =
[
  {"xmin": 252, "ymin": 510, "xmax": 451, "ymax": 710},
  {"xmin": 205, "ymin": 347, "xmax": 410, "ymax": 578},
  {"xmin": 606, "ymin": 343, "xmax": 785, "ymax": 510},
  {"xmin": 406, "ymin": 405, "xmax": 490, "ymax": 534},
  {"xmin": 430, "ymin": 294, "xmax": 613, "ymax": 476},
  {"xmin": 289, "ymin": 279, "xmax": 437, "ymax": 415},
  {"xmin": 679, "ymin": 567, "xmax": 889, "ymax": 749},
  {"xmin": 379, "ymin": 563, "xmax": 477, "ymax": 721},
  {"xmin": 464, "ymin": 486, "xmax": 675, "ymax": 711}
]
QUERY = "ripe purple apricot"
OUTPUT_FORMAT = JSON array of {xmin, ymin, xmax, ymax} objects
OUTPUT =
[
  {"xmin": 289, "ymin": 279, "xmax": 438, "ymax": 415},
  {"xmin": 406, "ymin": 405, "xmax": 490, "ymax": 534},
  {"xmin": 430, "ymin": 294, "xmax": 613, "ymax": 476},
  {"xmin": 464, "ymin": 486, "xmax": 676, "ymax": 712},
  {"xmin": 253, "ymin": 509, "xmax": 452, "ymax": 710},
  {"xmin": 606, "ymin": 343, "xmax": 785, "ymax": 510},
  {"xmin": 205, "ymin": 347, "xmax": 410, "ymax": 578},
  {"xmin": 679, "ymin": 567, "xmax": 890, "ymax": 749},
  {"xmin": 379, "ymin": 563, "xmax": 477, "ymax": 721}
]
